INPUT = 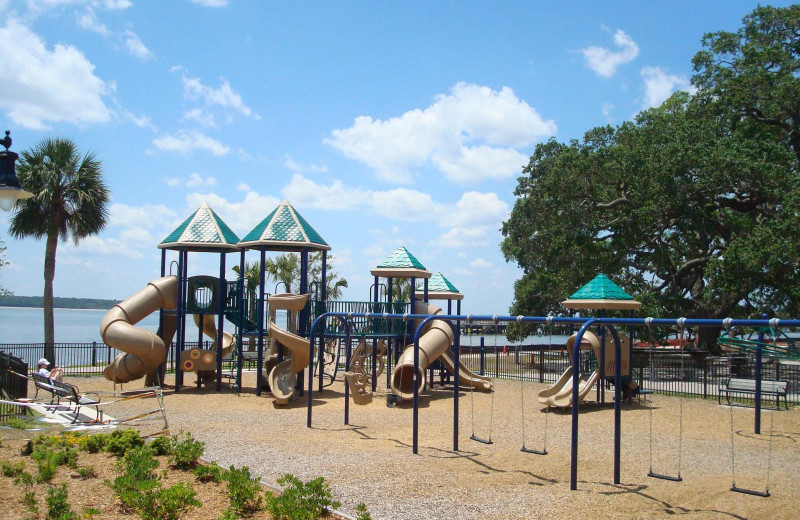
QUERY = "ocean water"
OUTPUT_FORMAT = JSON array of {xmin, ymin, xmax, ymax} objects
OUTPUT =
[{"xmin": 0, "ymin": 306, "xmax": 201, "ymax": 344}]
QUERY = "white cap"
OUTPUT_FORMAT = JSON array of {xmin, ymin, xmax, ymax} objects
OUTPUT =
[{"xmin": 38, "ymin": 358, "xmax": 50, "ymax": 366}]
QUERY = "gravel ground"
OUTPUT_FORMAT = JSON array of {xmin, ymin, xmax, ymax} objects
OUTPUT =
[{"xmin": 56, "ymin": 371, "xmax": 799, "ymax": 520}]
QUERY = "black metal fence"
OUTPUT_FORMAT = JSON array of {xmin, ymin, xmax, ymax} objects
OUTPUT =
[
  {"xmin": 0, "ymin": 351, "xmax": 28, "ymax": 419},
  {"xmin": 3, "ymin": 340, "xmax": 798, "ymax": 406},
  {"xmin": 456, "ymin": 344, "xmax": 800, "ymax": 406}
]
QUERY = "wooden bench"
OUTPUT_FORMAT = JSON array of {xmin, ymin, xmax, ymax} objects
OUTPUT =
[{"xmin": 718, "ymin": 377, "xmax": 788, "ymax": 410}]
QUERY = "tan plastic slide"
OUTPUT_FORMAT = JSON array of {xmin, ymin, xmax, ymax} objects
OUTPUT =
[
  {"xmin": 391, "ymin": 301, "xmax": 493, "ymax": 400},
  {"xmin": 438, "ymin": 351, "xmax": 493, "ymax": 392},
  {"xmin": 101, "ymin": 276, "xmax": 178, "ymax": 384},
  {"xmin": 266, "ymin": 293, "xmax": 315, "ymax": 405},
  {"xmin": 179, "ymin": 314, "xmax": 236, "ymax": 374},
  {"xmin": 536, "ymin": 331, "xmax": 602, "ymax": 408}
]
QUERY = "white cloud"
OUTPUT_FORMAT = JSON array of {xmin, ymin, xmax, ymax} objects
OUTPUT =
[
  {"xmin": 438, "ymin": 227, "xmax": 494, "ymax": 248},
  {"xmin": 601, "ymin": 103, "xmax": 614, "ymax": 118},
  {"xmin": 182, "ymin": 75, "xmax": 258, "ymax": 119},
  {"xmin": 184, "ymin": 191, "xmax": 282, "ymax": 234},
  {"xmin": 236, "ymin": 182, "xmax": 251, "ymax": 192},
  {"xmin": 77, "ymin": 7, "xmax": 109, "ymax": 36},
  {"xmin": 370, "ymin": 189, "xmax": 441, "ymax": 221},
  {"xmin": 122, "ymin": 110, "xmax": 156, "ymax": 131},
  {"xmin": 325, "ymin": 82, "xmax": 555, "ymax": 186},
  {"xmin": 441, "ymin": 191, "xmax": 508, "ymax": 228},
  {"xmin": 470, "ymin": 258, "xmax": 492, "ymax": 269},
  {"xmin": 98, "ymin": 0, "xmax": 132, "ymax": 8},
  {"xmin": 123, "ymin": 29, "xmax": 153, "ymax": 60},
  {"xmin": 0, "ymin": 19, "xmax": 111, "ymax": 129},
  {"xmin": 189, "ymin": 0, "xmax": 228, "ymax": 6},
  {"xmin": 152, "ymin": 129, "xmax": 231, "ymax": 156},
  {"xmin": 63, "ymin": 236, "xmax": 144, "ymax": 259},
  {"xmin": 164, "ymin": 173, "xmax": 217, "ymax": 188},
  {"xmin": 284, "ymin": 154, "xmax": 327, "ymax": 173},
  {"xmin": 109, "ymin": 203, "xmax": 177, "ymax": 228},
  {"xmin": 641, "ymin": 66, "xmax": 694, "ymax": 109},
  {"xmin": 282, "ymin": 174, "xmax": 367, "ymax": 210},
  {"xmin": 120, "ymin": 228, "xmax": 154, "ymax": 244},
  {"xmin": 184, "ymin": 108, "xmax": 216, "ymax": 127},
  {"xmin": 581, "ymin": 29, "xmax": 639, "ymax": 78}
]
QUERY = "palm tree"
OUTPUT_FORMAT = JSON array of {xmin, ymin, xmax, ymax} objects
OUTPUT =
[
  {"xmin": 263, "ymin": 252, "xmax": 348, "ymax": 299},
  {"xmin": 8, "ymin": 138, "xmax": 110, "ymax": 362}
]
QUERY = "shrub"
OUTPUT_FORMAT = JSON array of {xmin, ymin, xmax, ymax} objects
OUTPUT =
[
  {"xmin": 141, "ymin": 482, "xmax": 201, "ymax": 520},
  {"xmin": 76, "ymin": 466, "xmax": 96, "ymax": 479},
  {"xmin": 105, "ymin": 429, "xmax": 144, "ymax": 457},
  {"xmin": 193, "ymin": 462, "xmax": 225, "ymax": 483},
  {"xmin": 46, "ymin": 483, "xmax": 78, "ymax": 520},
  {"xmin": 82, "ymin": 507, "xmax": 100, "ymax": 518},
  {"xmin": 78, "ymin": 433, "xmax": 109, "ymax": 454},
  {"xmin": 217, "ymin": 508, "xmax": 240, "ymax": 520},
  {"xmin": 225, "ymin": 466, "xmax": 263, "ymax": 515},
  {"xmin": 23, "ymin": 489, "xmax": 37, "ymax": 514},
  {"xmin": 4, "ymin": 417, "xmax": 31, "ymax": 429},
  {"xmin": 149, "ymin": 434, "xmax": 173, "ymax": 456},
  {"xmin": 168, "ymin": 431, "xmax": 204, "ymax": 470},
  {"xmin": 355, "ymin": 503, "xmax": 373, "ymax": 520},
  {"xmin": 265, "ymin": 474, "xmax": 340, "ymax": 520},
  {"xmin": 0, "ymin": 459, "xmax": 25, "ymax": 478}
]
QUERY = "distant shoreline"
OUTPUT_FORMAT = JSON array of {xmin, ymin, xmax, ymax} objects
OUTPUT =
[{"xmin": 0, "ymin": 295, "xmax": 120, "ymax": 310}]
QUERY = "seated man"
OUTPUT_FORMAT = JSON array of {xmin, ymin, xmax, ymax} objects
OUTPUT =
[{"xmin": 37, "ymin": 358, "xmax": 64, "ymax": 382}]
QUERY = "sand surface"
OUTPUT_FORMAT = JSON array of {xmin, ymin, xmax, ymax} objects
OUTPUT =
[{"xmin": 45, "ymin": 371, "xmax": 800, "ymax": 520}]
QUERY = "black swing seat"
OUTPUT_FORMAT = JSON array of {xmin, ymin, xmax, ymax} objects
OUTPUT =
[
  {"xmin": 648, "ymin": 471, "xmax": 682, "ymax": 482},
  {"xmin": 470, "ymin": 434, "xmax": 493, "ymax": 445},
  {"xmin": 731, "ymin": 486, "xmax": 770, "ymax": 497},
  {"xmin": 521, "ymin": 447, "xmax": 547, "ymax": 455}
]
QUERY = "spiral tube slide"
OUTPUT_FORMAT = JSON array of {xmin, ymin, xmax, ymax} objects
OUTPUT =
[
  {"xmin": 267, "ymin": 320, "xmax": 315, "ymax": 405},
  {"xmin": 101, "ymin": 276, "xmax": 179, "ymax": 384},
  {"xmin": 391, "ymin": 300, "xmax": 457, "ymax": 401}
]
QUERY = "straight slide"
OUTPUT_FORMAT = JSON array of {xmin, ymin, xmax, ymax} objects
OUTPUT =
[{"xmin": 438, "ymin": 351, "xmax": 492, "ymax": 392}]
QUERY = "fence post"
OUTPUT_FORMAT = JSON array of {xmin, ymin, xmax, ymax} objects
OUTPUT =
[
  {"xmin": 539, "ymin": 349, "xmax": 544, "ymax": 383},
  {"xmin": 479, "ymin": 337, "xmax": 485, "ymax": 376},
  {"xmin": 495, "ymin": 343, "xmax": 499, "ymax": 378},
  {"xmin": 703, "ymin": 355, "xmax": 708, "ymax": 399},
  {"xmin": 107, "ymin": 344, "xmax": 112, "ymax": 365},
  {"xmin": 92, "ymin": 342, "xmax": 97, "ymax": 367}
]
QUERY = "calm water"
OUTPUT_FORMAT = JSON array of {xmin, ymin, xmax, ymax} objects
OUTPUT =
[{"xmin": 0, "ymin": 306, "xmax": 200, "ymax": 344}]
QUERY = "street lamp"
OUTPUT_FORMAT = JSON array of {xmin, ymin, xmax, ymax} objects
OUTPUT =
[{"xmin": 0, "ymin": 131, "xmax": 33, "ymax": 211}]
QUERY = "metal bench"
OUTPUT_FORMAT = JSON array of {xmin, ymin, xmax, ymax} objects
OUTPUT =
[
  {"xmin": 718, "ymin": 377, "xmax": 788, "ymax": 410},
  {"xmin": 51, "ymin": 379, "xmax": 103, "ymax": 424},
  {"xmin": 31, "ymin": 373, "xmax": 70, "ymax": 404}
]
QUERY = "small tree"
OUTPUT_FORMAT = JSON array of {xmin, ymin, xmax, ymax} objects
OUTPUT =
[{"xmin": 8, "ymin": 138, "xmax": 110, "ymax": 361}]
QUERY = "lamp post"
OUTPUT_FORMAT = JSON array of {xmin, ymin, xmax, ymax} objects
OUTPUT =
[{"xmin": 0, "ymin": 131, "xmax": 33, "ymax": 211}]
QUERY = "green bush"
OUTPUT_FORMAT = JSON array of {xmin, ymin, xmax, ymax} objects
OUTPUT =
[
  {"xmin": 46, "ymin": 483, "xmax": 78, "ymax": 520},
  {"xmin": 4, "ymin": 417, "xmax": 31, "ymax": 429},
  {"xmin": 78, "ymin": 433, "xmax": 109, "ymax": 454},
  {"xmin": 0, "ymin": 459, "xmax": 25, "ymax": 478},
  {"xmin": 193, "ymin": 462, "xmax": 225, "ymax": 483},
  {"xmin": 217, "ymin": 507, "xmax": 241, "ymax": 520},
  {"xmin": 105, "ymin": 429, "xmax": 144, "ymax": 457},
  {"xmin": 76, "ymin": 466, "xmax": 96, "ymax": 479},
  {"xmin": 355, "ymin": 503, "xmax": 373, "ymax": 520},
  {"xmin": 23, "ymin": 489, "xmax": 37, "ymax": 514},
  {"xmin": 225, "ymin": 466, "xmax": 263, "ymax": 515},
  {"xmin": 265, "ymin": 474, "xmax": 341, "ymax": 520},
  {"xmin": 149, "ymin": 435, "xmax": 173, "ymax": 456},
  {"xmin": 141, "ymin": 482, "xmax": 201, "ymax": 520},
  {"xmin": 168, "ymin": 431, "xmax": 204, "ymax": 470}
]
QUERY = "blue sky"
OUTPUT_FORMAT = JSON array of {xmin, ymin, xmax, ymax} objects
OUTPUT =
[{"xmin": 0, "ymin": 1, "xmax": 788, "ymax": 315}]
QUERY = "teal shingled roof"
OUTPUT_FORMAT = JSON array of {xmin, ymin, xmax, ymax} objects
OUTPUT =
[
  {"xmin": 377, "ymin": 247, "xmax": 426, "ymax": 270},
  {"xmin": 159, "ymin": 202, "xmax": 240, "ymax": 251},
  {"xmin": 417, "ymin": 272, "xmax": 459, "ymax": 293},
  {"xmin": 238, "ymin": 200, "xmax": 330, "ymax": 251},
  {"xmin": 569, "ymin": 273, "xmax": 634, "ymax": 301}
]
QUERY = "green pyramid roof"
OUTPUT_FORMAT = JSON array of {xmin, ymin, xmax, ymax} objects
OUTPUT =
[
  {"xmin": 417, "ymin": 272, "xmax": 463, "ymax": 301},
  {"xmin": 369, "ymin": 246, "xmax": 431, "ymax": 279},
  {"xmin": 377, "ymin": 247, "xmax": 426, "ymax": 269},
  {"xmin": 158, "ymin": 202, "xmax": 240, "ymax": 251},
  {"xmin": 238, "ymin": 200, "xmax": 330, "ymax": 251},
  {"xmin": 562, "ymin": 273, "xmax": 640, "ymax": 310}
]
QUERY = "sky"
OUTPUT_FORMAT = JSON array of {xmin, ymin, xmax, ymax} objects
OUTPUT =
[{"xmin": 0, "ymin": 0, "xmax": 790, "ymax": 316}]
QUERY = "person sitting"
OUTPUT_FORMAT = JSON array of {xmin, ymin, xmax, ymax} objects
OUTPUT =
[{"xmin": 37, "ymin": 358, "xmax": 64, "ymax": 382}]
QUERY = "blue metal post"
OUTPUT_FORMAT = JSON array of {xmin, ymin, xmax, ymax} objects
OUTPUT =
[
  {"xmin": 175, "ymin": 248, "xmax": 186, "ymax": 391},
  {"xmin": 571, "ymin": 319, "xmax": 598, "ymax": 490},
  {"xmin": 413, "ymin": 317, "xmax": 420, "ymax": 454},
  {"xmin": 236, "ymin": 249, "xmax": 245, "ymax": 392},
  {"xmin": 479, "ymin": 336, "xmax": 485, "ymax": 375},
  {"xmin": 317, "ymin": 250, "xmax": 328, "ymax": 392},
  {"xmin": 755, "ymin": 314, "xmax": 767, "ymax": 434},
  {"xmin": 454, "ymin": 299, "xmax": 461, "ymax": 451},
  {"xmin": 256, "ymin": 248, "xmax": 266, "ymax": 396},
  {"xmin": 215, "ymin": 250, "xmax": 226, "ymax": 392},
  {"xmin": 344, "ymin": 323, "xmax": 351, "ymax": 425}
]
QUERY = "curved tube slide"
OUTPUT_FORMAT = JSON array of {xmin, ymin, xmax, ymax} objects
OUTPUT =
[
  {"xmin": 536, "ymin": 331, "xmax": 602, "ymax": 408},
  {"xmin": 391, "ymin": 301, "xmax": 492, "ymax": 400},
  {"xmin": 267, "ymin": 320, "xmax": 315, "ymax": 405},
  {"xmin": 101, "ymin": 276, "xmax": 178, "ymax": 384}
]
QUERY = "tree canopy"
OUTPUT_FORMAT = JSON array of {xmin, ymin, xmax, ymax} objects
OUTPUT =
[
  {"xmin": 501, "ymin": 91, "xmax": 800, "ymax": 347},
  {"xmin": 501, "ymin": 6, "xmax": 800, "ymax": 349}
]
